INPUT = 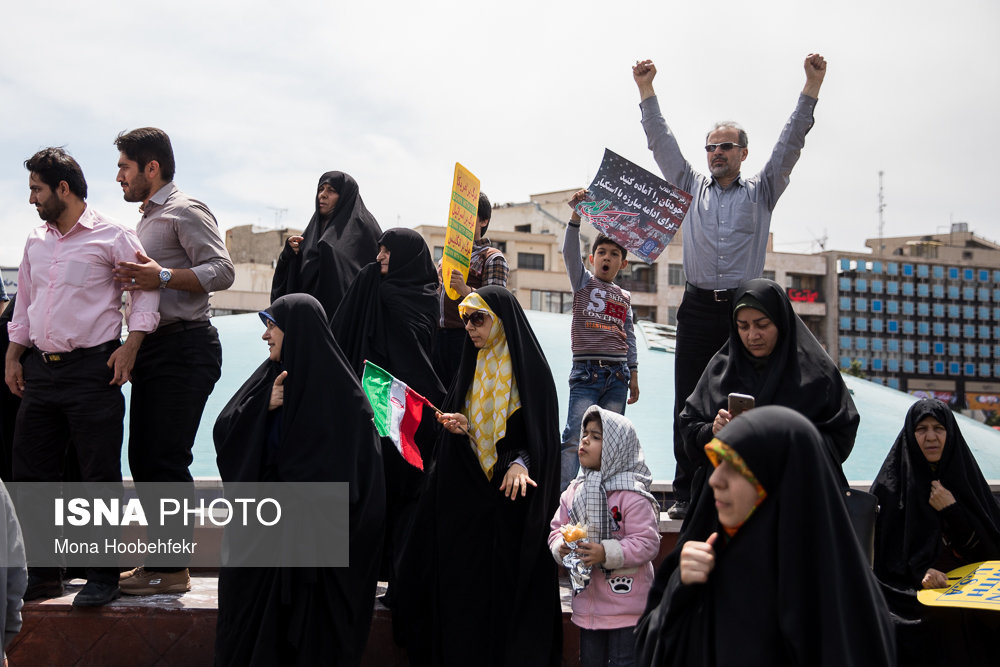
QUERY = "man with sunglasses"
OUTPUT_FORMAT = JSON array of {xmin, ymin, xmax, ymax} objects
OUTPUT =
[{"xmin": 632, "ymin": 53, "xmax": 826, "ymax": 520}]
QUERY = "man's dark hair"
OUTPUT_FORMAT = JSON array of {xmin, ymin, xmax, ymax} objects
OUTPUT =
[
  {"xmin": 24, "ymin": 147, "xmax": 87, "ymax": 199},
  {"xmin": 591, "ymin": 234, "xmax": 627, "ymax": 259},
  {"xmin": 477, "ymin": 191, "xmax": 493, "ymax": 233},
  {"xmin": 114, "ymin": 127, "xmax": 176, "ymax": 181}
]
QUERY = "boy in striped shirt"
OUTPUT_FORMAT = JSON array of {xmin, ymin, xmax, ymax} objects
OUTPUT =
[{"xmin": 560, "ymin": 189, "xmax": 638, "ymax": 491}]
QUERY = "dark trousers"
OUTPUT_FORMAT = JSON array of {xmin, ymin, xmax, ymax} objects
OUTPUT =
[
  {"xmin": 671, "ymin": 291, "xmax": 732, "ymax": 502},
  {"xmin": 128, "ymin": 324, "xmax": 221, "ymax": 570},
  {"xmin": 13, "ymin": 348, "xmax": 124, "ymax": 584},
  {"xmin": 432, "ymin": 327, "xmax": 468, "ymax": 396}
]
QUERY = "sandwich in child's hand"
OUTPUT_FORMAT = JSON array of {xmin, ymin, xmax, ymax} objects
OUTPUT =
[{"xmin": 560, "ymin": 523, "xmax": 588, "ymax": 543}]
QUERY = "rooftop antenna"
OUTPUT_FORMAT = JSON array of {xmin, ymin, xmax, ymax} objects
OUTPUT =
[
  {"xmin": 267, "ymin": 206, "xmax": 288, "ymax": 229},
  {"xmin": 877, "ymin": 171, "xmax": 886, "ymax": 256}
]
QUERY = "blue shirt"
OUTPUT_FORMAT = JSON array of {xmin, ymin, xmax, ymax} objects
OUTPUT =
[{"xmin": 640, "ymin": 93, "xmax": 817, "ymax": 290}]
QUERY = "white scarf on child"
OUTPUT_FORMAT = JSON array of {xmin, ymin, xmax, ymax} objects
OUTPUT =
[{"xmin": 569, "ymin": 405, "xmax": 658, "ymax": 542}]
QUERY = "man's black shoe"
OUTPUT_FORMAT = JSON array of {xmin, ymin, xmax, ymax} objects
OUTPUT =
[
  {"xmin": 72, "ymin": 581, "xmax": 120, "ymax": 607},
  {"xmin": 666, "ymin": 501, "xmax": 689, "ymax": 521},
  {"xmin": 23, "ymin": 574, "xmax": 64, "ymax": 601}
]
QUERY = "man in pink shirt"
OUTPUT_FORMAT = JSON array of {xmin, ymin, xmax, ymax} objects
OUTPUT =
[{"xmin": 4, "ymin": 148, "xmax": 160, "ymax": 607}]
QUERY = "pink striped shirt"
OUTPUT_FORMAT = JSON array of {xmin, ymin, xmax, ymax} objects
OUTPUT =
[{"xmin": 7, "ymin": 207, "xmax": 160, "ymax": 353}]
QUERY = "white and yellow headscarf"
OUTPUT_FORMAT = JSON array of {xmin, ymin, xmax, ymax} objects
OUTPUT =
[{"xmin": 459, "ymin": 292, "xmax": 521, "ymax": 479}]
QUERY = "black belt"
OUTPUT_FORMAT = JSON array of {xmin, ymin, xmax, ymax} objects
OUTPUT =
[
  {"xmin": 685, "ymin": 282, "xmax": 737, "ymax": 303},
  {"xmin": 36, "ymin": 340, "xmax": 120, "ymax": 365},
  {"xmin": 148, "ymin": 320, "xmax": 210, "ymax": 339}
]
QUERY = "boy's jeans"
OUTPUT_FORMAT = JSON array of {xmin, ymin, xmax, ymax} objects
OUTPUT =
[{"xmin": 560, "ymin": 360, "xmax": 630, "ymax": 491}]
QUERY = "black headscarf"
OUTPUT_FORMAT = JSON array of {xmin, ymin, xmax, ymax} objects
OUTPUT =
[
  {"xmin": 213, "ymin": 293, "xmax": 385, "ymax": 666},
  {"xmin": 394, "ymin": 286, "xmax": 563, "ymax": 666},
  {"xmin": 0, "ymin": 294, "xmax": 19, "ymax": 481},
  {"xmin": 331, "ymin": 227, "xmax": 444, "ymax": 403},
  {"xmin": 637, "ymin": 406, "xmax": 895, "ymax": 667},
  {"xmin": 680, "ymin": 278, "xmax": 858, "ymax": 472},
  {"xmin": 871, "ymin": 398, "xmax": 1000, "ymax": 589},
  {"xmin": 270, "ymin": 171, "xmax": 382, "ymax": 320}
]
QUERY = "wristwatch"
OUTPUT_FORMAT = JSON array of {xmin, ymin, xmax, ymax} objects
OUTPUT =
[{"xmin": 158, "ymin": 269, "xmax": 172, "ymax": 290}]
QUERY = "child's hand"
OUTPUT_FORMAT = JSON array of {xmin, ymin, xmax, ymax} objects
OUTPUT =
[
  {"xmin": 499, "ymin": 462, "xmax": 536, "ymax": 500},
  {"xmin": 680, "ymin": 532, "xmax": 718, "ymax": 585},
  {"xmin": 558, "ymin": 541, "xmax": 570, "ymax": 558},
  {"xmin": 448, "ymin": 269, "xmax": 472, "ymax": 298},
  {"xmin": 568, "ymin": 189, "xmax": 588, "ymax": 222},
  {"xmin": 576, "ymin": 541, "xmax": 606, "ymax": 568},
  {"xmin": 628, "ymin": 372, "xmax": 639, "ymax": 404}
]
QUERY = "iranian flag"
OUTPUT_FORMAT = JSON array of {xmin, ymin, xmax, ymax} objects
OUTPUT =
[{"xmin": 361, "ymin": 361, "xmax": 429, "ymax": 470}]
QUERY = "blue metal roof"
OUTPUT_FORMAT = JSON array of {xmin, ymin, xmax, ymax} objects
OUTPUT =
[{"xmin": 128, "ymin": 311, "xmax": 1000, "ymax": 482}]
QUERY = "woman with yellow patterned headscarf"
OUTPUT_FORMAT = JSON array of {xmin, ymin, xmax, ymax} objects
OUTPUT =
[{"xmin": 395, "ymin": 286, "xmax": 563, "ymax": 666}]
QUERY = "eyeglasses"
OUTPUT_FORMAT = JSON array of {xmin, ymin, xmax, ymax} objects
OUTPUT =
[
  {"xmin": 704, "ymin": 142, "xmax": 745, "ymax": 152},
  {"xmin": 461, "ymin": 310, "xmax": 490, "ymax": 327}
]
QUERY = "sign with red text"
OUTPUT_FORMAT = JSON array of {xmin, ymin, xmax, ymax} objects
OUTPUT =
[
  {"xmin": 577, "ymin": 149, "xmax": 691, "ymax": 264},
  {"xmin": 918, "ymin": 561, "xmax": 1000, "ymax": 611},
  {"xmin": 442, "ymin": 163, "xmax": 481, "ymax": 300},
  {"xmin": 787, "ymin": 289, "xmax": 820, "ymax": 303}
]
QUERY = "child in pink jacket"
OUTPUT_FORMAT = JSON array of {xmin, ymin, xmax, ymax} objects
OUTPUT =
[{"xmin": 548, "ymin": 405, "xmax": 660, "ymax": 667}]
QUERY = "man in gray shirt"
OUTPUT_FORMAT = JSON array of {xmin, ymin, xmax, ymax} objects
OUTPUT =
[
  {"xmin": 633, "ymin": 54, "xmax": 826, "ymax": 518},
  {"xmin": 112, "ymin": 127, "xmax": 235, "ymax": 593}
]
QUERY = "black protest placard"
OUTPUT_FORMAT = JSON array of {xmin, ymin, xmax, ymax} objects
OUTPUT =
[{"xmin": 579, "ymin": 149, "xmax": 691, "ymax": 264}]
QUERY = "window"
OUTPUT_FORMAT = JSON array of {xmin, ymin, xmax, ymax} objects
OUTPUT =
[
  {"xmin": 948, "ymin": 362, "xmax": 960, "ymax": 375},
  {"xmin": 871, "ymin": 338, "xmax": 884, "ymax": 351},
  {"xmin": 933, "ymin": 361, "xmax": 944, "ymax": 375},
  {"xmin": 964, "ymin": 325, "xmax": 976, "ymax": 338},
  {"xmin": 981, "ymin": 363, "xmax": 992, "ymax": 377},
  {"xmin": 979, "ymin": 289, "xmax": 991, "ymax": 303},
  {"xmin": 917, "ymin": 283, "xmax": 930, "ymax": 297},
  {"xmin": 839, "ymin": 277, "xmax": 852, "ymax": 291},
  {"xmin": 903, "ymin": 264, "xmax": 914, "ymax": 276},
  {"xmin": 948, "ymin": 267, "xmax": 959, "ymax": 280},
  {"xmin": 888, "ymin": 359, "xmax": 899, "ymax": 371},
  {"xmin": 888, "ymin": 378, "xmax": 900, "ymax": 390},
  {"xmin": 966, "ymin": 363, "xmax": 976, "ymax": 376},
  {"xmin": 839, "ymin": 317, "xmax": 852, "ymax": 330},
  {"xmin": 932, "ymin": 303, "xmax": 944, "ymax": 317},
  {"xmin": 902, "ymin": 282, "xmax": 914, "ymax": 296},
  {"xmin": 871, "ymin": 319, "xmax": 884, "ymax": 333},
  {"xmin": 980, "ymin": 325, "xmax": 991, "ymax": 339},
  {"xmin": 932, "ymin": 322, "xmax": 944, "ymax": 336},
  {"xmin": 932, "ymin": 284, "xmax": 944, "ymax": 298},
  {"xmin": 887, "ymin": 301, "xmax": 899, "ymax": 314},
  {"xmin": 948, "ymin": 305, "xmax": 960, "ymax": 319},
  {"xmin": 902, "ymin": 321, "xmax": 914, "ymax": 334},
  {"xmin": 856, "ymin": 337, "xmax": 868, "ymax": 351},
  {"xmin": 871, "ymin": 299, "xmax": 883, "ymax": 313},
  {"xmin": 965, "ymin": 343, "xmax": 976, "ymax": 358},
  {"xmin": 855, "ymin": 317, "xmax": 868, "ymax": 331},
  {"xmin": 871, "ymin": 279, "xmax": 883, "ymax": 294},
  {"xmin": 904, "ymin": 360, "xmax": 916, "ymax": 373},
  {"xmin": 762, "ymin": 270, "xmax": 776, "ymax": 281},
  {"xmin": 919, "ymin": 341, "xmax": 930, "ymax": 355},
  {"xmin": 667, "ymin": 306, "xmax": 678, "ymax": 326},
  {"xmin": 887, "ymin": 263, "xmax": 898, "ymax": 276},
  {"xmin": 839, "ymin": 258, "xmax": 851, "ymax": 271},
  {"xmin": 514, "ymin": 224, "xmax": 531, "ymax": 233},
  {"xmin": 963, "ymin": 287, "xmax": 975, "ymax": 301},
  {"xmin": 856, "ymin": 278, "xmax": 868, "ymax": 291},
  {"xmin": 668, "ymin": 263, "xmax": 686, "ymax": 286},
  {"xmin": 963, "ymin": 268, "xmax": 974, "ymax": 281},
  {"xmin": 917, "ymin": 302, "xmax": 929, "ymax": 316},
  {"xmin": 979, "ymin": 270, "xmax": 990, "ymax": 282},
  {"xmin": 840, "ymin": 336, "xmax": 852, "ymax": 350},
  {"xmin": 933, "ymin": 265, "xmax": 944, "ymax": 279},
  {"xmin": 980, "ymin": 306, "xmax": 991, "ymax": 320},
  {"xmin": 963, "ymin": 305, "xmax": 975, "ymax": 319},
  {"xmin": 887, "ymin": 320, "xmax": 899, "ymax": 333},
  {"xmin": 872, "ymin": 358, "xmax": 884, "ymax": 371},
  {"xmin": 872, "ymin": 261, "xmax": 883, "ymax": 274},
  {"xmin": 980, "ymin": 344, "xmax": 991, "ymax": 358},
  {"xmin": 948, "ymin": 286, "xmax": 959, "ymax": 299},
  {"xmin": 918, "ymin": 322, "xmax": 930, "ymax": 335},
  {"xmin": 917, "ymin": 264, "xmax": 929, "ymax": 278},
  {"xmin": 529, "ymin": 290, "xmax": 572, "ymax": 313},
  {"xmin": 902, "ymin": 302, "xmax": 914, "ymax": 315},
  {"xmin": 433, "ymin": 246, "xmax": 444, "ymax": 261},
  {"xmin": 887, "ymin": 340, "xmax": 899, "ymax": 352},
  {"xmin": 517, "ymin": 252, "xmax": 545, "ymax": 271},
  {"xmin": 855, "ymin": 298, "xmax": 868, "ymax": 312},
  {"xmin": 839, "ymin": 297, "xmax": 852, "ymax": 311},
  {"xmin": 840, "ymin": 357, "xmax": 851, "ymax": 369}
]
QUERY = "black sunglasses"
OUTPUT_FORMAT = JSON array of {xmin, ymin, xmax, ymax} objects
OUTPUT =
[
  {"xmin": 461, "ymin": 310, "xmax": 490, "ymax": 327},
  {"xmin": 704, "ymin": 142, "xmax": 745, "ymax": 152}
]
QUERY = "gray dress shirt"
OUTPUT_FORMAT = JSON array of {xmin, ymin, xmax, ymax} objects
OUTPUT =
[
  {"xmin": 640, "ymin": 93, "xmax": 817, "ymax": 290},
  {"xmin": 138, "ymin": 183, "xmax": 235, "ymax": 324}
]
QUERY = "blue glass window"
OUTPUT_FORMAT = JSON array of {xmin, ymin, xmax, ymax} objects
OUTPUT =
[
  {"xmin": 839, "ymin": 297, "xmax": 852, "ymax": 311},
  {"xmin": 963, "ymin": 268, "xmax": 974, "ymax": 281},
  {"xmin": 855, "ymin": 297, "xmax": 867, "ymax": 311},
  {"xmin": 887, "ymin": 263, "xmax": 899, "ymax": 276},
  {"xmin": 887, "ymin": 320, "xmax": 899, "ymax": 333},
  {"xmin": 918, "ymin": 341, "xmax": 930, "ymax": 355},
  {"xmin": 871, "ymin": 319, "xmax": 884, "ymax": 333},
  {"xmin": 888, "ymin": 378, "xmax": 900, "ymax": 390},
  {"xmin": 934, "ymin": 361, "xmax": 945, "ymax": 375},
  {"xmin": 965, "ymin": 363, "xmax": 976, "ymax": 376},
  {"xmin": 871, "ymin": 338, "xmax": 884, "ymax": 351},
  {"xmin": 948, "ymin": 323, "xmax": 960, "ymax": 337},
  {"xmin": 995, "ymin": 270, "xmax": 1000, "ymax": 282},
  {"xmin": 964, "ymin": 305, "xmax": 975, "ymax": 319},
  {"xmin": 978, "ymin": 289, "xmax": 991, "ymax": 303},
  {"xmin": 918, "ymin": 360, "xmax": 930, "ymax": 374},
  {"xmin": 948, "ymin": 286, "xmax": 960, "ymax": 299},
  {"xmin": 934, "ymin": 342, "xmax": 945, "ymax": 355},
  {"xmin": 887, "ymin": 301, "xmax": 899, "ymax": 314},
  {"xmin": 996, "ymin": 363, "xmax": 1000, "ymax": 377},
  {"xmin": 995, "ymin": 345, "xmax": 1000, "ymax": 358},
  {"xmin": 902, "ymin": 321, "xmax": 915, "ymax": 334},
  {"xmin": 840, "ymin": 337, "xmax": 852, "ymax": 350},
  {"xmin": 858, "ymin": 358, "xmax": 868, "ymax": 371},
  {"xmin": 932, "ymin": 322, "xmax": 944, "ymax": 336},
  {"xmin": 947, "ymin": 342, "xmax": 959, "ymax": 356},
  {"xmin": 839, "ymin": 258, "xmax": 851, "ymax": 271},
  {"xmin": 980, "ymin": 306, "xmax": 990, "ymax": 320},
  {"xmin": 903, "ymin": 340, "xmax": 915, "ymax": 354},
  {"xmin": 948, "ymin": 362, "xmax": 959, "ymax": 375},
  {"xmin": 856, "ymin": 337, "xmax": 868, "ymax": 350},
  {"xmin": 871, "ymin": 358, "xmax": 884, "ymax": 371},
  {"xmin": 979, "ymin": 269, "xmax": 989, "ymax": 282},
  {"xmin": 871, "ymin": 279, "xmax": 883, "ymax": 294},
  {"xmin": 917, "ymin": 283, "xmax": 930, "ymax": 297},
  {"xmin": 839, "ymin": 277, "xmax": 852, "ymax": 291},
  {"xmin": 903, "ymin": 264, "xmax": 914, "ymax": 277},
  {"xmin": 948, "ymin": 267, "xmax": 959, "ymax": 280},
  {"xmin": 887, "ymin": 340, "xmax": 899, "ymax": 352},
  {"xmin": 902, "ymin": 282, "xmax": 914, "ymax": 296},
  {"xmin": 933, "ymin": 265, "xmax": 944, "ymax": 279},
  {"xmin": 981, "ymin": 363, "xmax": 992, "ymax": 378},
  {"xmin": 855, "ymin": 317, "xmax": 868, "ymax": 331},
  {"xmin": 948, "ymin": 305, "xmax": 960, "ymax": 318},
  {"xmin": 871, "ymin": 299, "xmax": 883, "ymax": 313},
  {"xmin": 902, "ymin": 302, "xmax": 915, "ymax": 315},
  {"xmin": 839, "ymin": 317, "xmax": 852, "ymax": 330},
  {"xmin": 840, "ymin": 357, "xmax": 851, "ymax": 369},
  {"xmin": 932, "ymin": 284, "xmax": 944, "ymax": 298},
  {"xmin": 907, "ymin": 360, "xmax": 918, "ymax": 373},
  {"xmin": 963, "ymin": 287, "xmax": 975, "ymax": 300},
  {"xmin": 980, "ymin": 325, "xmax": 991, "ymax": 339},
  {"xmin": 964, "ymin": 324, "xmax": 976, "ymax": 338},
  {"xmin": 932, "ymin": 303, "xmax": 944, "ymax": 317},
  {"xmin": 856, "ymin": 278, "xmax": 868, "ymax": 291},
  {"xmin": 872, "ymin": 261, "xmax": 883, "ymax": 274},
  {"xmin": 995, "ymin": 308, "xmax": 1000, "ymax": 320},
  {"xmin": 887, "ymin": 281, "xmax": 899, "ymax": 295},
  {"xmin": 917, "ymin": 302, "xmax": 930, "ymax": 316},
  {"xmin": 995, "ymin": 326, "xmax": 1000, "ymax": 338},
  {"xmin": 995, "ymin": 290, "xmax": 1000, "ymax": 302},
  {"xmin": 888, "ymin": 359, "xmax": 899, "ymax": 372},
  {"xmin": 917, "ymin": 264, "xmax": 929, "ymax": 278},
  {"xmin": 965, "ymin": 343, "xmax": 976, "ymax": 358},
  {"xmin": 980, "ymin": 344, "xmax": 991, "ymax": 358}
]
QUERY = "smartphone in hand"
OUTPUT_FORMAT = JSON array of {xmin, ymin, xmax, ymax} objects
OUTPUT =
[{"xmin": 728, "ymin": 393, "xmax": 755, "ymax": 418}]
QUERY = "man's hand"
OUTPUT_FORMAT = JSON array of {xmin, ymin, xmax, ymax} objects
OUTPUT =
[
  {"xmin": 680, "ymin": 532, "xmax": 718, "ymax": 585},
  {"xmin": 4, "ymin": 344, "xmax": 27, "ymax": 397},
  {"xmin": 448, "ymin": 269, "xmax": 472, "ymax": 298},
  {"xmin": 107, "ymin": 333, "xmax": 144, "ymax": 385},
  {"xmin": 632, "ymin": 59, "xmax": 657, "ymax": 101},
  {"xmin": 628, "ymin": 371, "xmax": 639, "ymax": 404},
  {"xmin": 929, "ymin": 480, "xmax": 957, "ymax": 511},
  {"xmin": 270, "ymin": 370, "xmax": 287, "ymax": 410},
  {"xmin": 802, "ymin": 53, "xmax": 826, "ymax": 99},
  {"xmin": 114, "ymin": 250, "xmax": 163, "ymax": 291}
]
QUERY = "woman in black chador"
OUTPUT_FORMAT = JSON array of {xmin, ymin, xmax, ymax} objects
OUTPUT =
[
  {"xmin": 679, "ymin": 278, "xmax": 858, "ymax": 488},
  {"xmin": 213, "ymin": 293, "xmax": 385, "ymax": 666},
  {"xmin": 871, "ymin": 398, "xmax": 1000, "ymax": 666},
  {"xmin": 637, "ymin": 406, "xmax": 895, "ymax": 667},
  {"xmin": 394, "ymin": 286, "xmax": 563, "ymax": 666},
  {"xmin": 270, "ymin": 171, "xmax": 382, "ymax": 320},
  {"xmin": 331, "ymin": 227, "xmax": 444, "ymax": 602}
]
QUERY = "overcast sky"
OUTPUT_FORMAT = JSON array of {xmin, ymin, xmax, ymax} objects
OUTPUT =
[{"xmin": 2, "ymin": 0, "xmax": 998, "ymax": 267}]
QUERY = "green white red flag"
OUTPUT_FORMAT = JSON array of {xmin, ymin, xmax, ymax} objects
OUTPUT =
[{"xmin": 361, "ymin": 361, "xmax": 429, "ymax": 470}]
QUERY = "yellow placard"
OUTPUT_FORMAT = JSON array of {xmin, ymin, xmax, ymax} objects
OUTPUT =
[
  {"xmin": 442, "ymin": 163, "xmax": 481, "ymax": 301},
  {"xmin": 917, "ymin": 561, "xmax": 1000, "ymax": 611}
]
